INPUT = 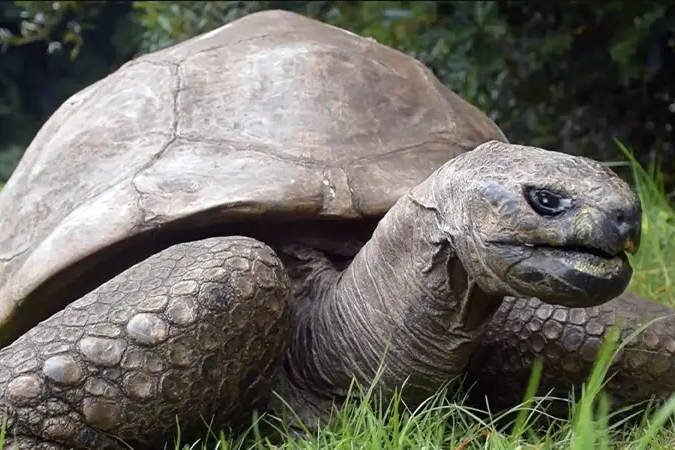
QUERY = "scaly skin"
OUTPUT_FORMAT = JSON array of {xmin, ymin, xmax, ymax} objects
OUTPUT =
[
  {"xmin": 465, "ymin": 292, "xmax": 675, "ymax": 415},
  {"xmin": 0, "ymin": 237, "xmax": 291, "ymax": 449}
]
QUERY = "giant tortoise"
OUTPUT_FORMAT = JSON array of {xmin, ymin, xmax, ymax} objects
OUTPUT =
[{"xmin": 0, "ymin": 9, "xmax": 673, "ymax": 450}]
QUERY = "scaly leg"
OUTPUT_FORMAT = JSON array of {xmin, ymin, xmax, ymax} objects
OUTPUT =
[
  {"xmin": 465, "ymin": 292, "xmax": 675, "ymax": 415},
  {"xmin": 0, "ymin": 236, "xmax": 291, "ymax": 449}
]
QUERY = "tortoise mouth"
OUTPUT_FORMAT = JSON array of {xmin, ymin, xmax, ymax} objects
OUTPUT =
[
  {"xmin": 489, "ymin": 240, "xmax": 623, "ymax": 261},
  {"xmin": 523, "ymin": 243, "xmax": 616, "ymax": 260},
  {"xmin": 505, "ymin": 242, "xmax": 628, "ymax": 273},
  {"xmin": 488, "ymin": 241, "xmax": 632, "ymax": 307}
]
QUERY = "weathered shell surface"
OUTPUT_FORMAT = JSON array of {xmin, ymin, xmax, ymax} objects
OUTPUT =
[{"xmin": 0, "ymin": 10, "xmax": 506, "ymax": 345}]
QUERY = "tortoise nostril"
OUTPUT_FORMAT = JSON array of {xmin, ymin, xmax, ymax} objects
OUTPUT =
[
  {"xmin": 611, "ymin": 204, "xmax": 640, "ymax": 229},
  {"xmin": 610, "ymin": 206, "xmax": 641, "ymax": 254},
  {"xmin": 613, "ymin": 210, "xmax": 633, "ymax": 237}
]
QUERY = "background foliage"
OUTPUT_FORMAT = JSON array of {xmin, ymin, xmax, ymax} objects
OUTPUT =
[{"xmin": 0, "ymin": 1, "xmax": 674, "ymax": 194}]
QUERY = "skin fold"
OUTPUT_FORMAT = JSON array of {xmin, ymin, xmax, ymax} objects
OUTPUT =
[{"xmin": 0, "ymin": 141, "xmax": 670, "ymax": 449}]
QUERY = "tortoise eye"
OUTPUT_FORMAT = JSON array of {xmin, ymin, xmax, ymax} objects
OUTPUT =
[{"xmin": 524, "ymin": 187, "xmax": 572, "ymax": 216}]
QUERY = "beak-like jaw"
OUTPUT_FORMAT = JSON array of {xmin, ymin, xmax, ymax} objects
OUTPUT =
[
  {"xmin": 482, "ymin": 207, "xmax": 641, "ymax": 308},
  {"xmin": 602, "ymin": 205, "xmax": 642, "ymax": 257},
  {"xmin": 623, "ymin": 238, "xmax": 639, "ymax": 255},
  {"xmin": 620, "ymin": 216, "xmax": 641, "ymax": 255},
  {"xmin": 559, "ymin": 202, "xmax": 642, "ymax": 259}
]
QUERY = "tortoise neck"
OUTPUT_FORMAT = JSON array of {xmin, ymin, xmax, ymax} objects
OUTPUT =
[{"xmin": 281, "ymin": 194, "xmax": 502, "ymax": 417}]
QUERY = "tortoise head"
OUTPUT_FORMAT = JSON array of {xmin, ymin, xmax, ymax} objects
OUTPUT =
[{"xmin": 411, "ymin": 140, "xmax": 641, "ymax": 307}]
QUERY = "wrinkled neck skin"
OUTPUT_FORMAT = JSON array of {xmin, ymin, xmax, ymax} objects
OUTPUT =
[{"xmin": 274, "ymin": 175, "xmax": 503, "ymax": 428}]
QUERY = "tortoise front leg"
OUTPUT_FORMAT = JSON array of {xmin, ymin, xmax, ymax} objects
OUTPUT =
[
  {"xmin": 464, "ymin": 292, "xmax": 675, "ymax": 415},
  {"xmin": 0, "ymin": 237, "xmax": 292, "ymax": 450}
]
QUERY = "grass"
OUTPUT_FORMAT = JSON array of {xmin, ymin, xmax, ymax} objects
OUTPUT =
[{"xmin": 1, "ymin": 144, "xmax": 674, "ymax": 449}]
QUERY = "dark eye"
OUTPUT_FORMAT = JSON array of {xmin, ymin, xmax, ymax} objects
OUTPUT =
[{"xmin": 524, "ymin": 187, "xmax": 572, "ymax": 216}]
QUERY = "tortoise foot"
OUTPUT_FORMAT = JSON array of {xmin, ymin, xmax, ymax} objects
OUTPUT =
[
  {"xmin": 466, "ymin": 292, "xmax": 675, "ymax": 416},
  {"xmin": 0, "ymin": 236, "xmax": 292, "ymax": 449}
]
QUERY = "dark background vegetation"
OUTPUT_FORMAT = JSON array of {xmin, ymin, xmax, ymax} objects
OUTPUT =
[{"xmin": 1, "ymin": 1, "xmax": 674, "ymax": 196}]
